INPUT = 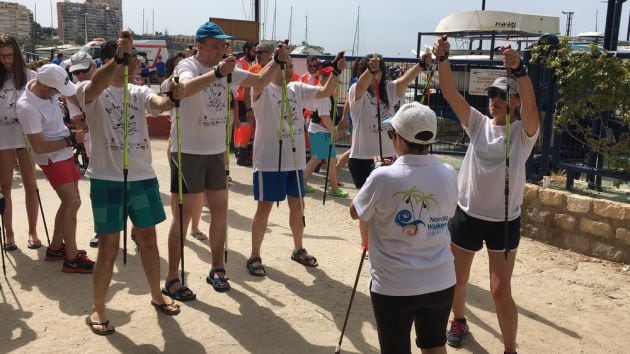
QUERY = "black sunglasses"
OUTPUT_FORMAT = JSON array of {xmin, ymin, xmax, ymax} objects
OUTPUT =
[
  {"xmin": 487, "ymin": 89, "xmax": 507, "ymax": 100},
  {"xmin": 387, "ymin": 129, "xmax": 396, "ymax": 140},
  {"xmin": 72, "ymin": 68, "xmax": 90, "ymax": 75}
]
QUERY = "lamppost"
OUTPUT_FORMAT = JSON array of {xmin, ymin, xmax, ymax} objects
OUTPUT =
[
  {"xmin": 105, "ymin": 6, "xmax": 109, "ymax": 39},
  {"xmin": 84, "ymin": 12, "xmax": 88, "ymax": 43}
]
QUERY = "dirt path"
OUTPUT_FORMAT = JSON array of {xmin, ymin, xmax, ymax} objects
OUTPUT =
[{"xmin": 1, "ymin": 139, "xmax": 628, "ymax": 353}]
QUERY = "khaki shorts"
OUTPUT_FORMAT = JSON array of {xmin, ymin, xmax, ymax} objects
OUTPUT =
[{"xmin": 170, "ymin": 152, "xmax": 226, "ymax": 193}]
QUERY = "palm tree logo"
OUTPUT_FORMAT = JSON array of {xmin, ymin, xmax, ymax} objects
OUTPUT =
[{"xmin": 393, "ymin": 187, "xmax": 436, "ymax": 236}]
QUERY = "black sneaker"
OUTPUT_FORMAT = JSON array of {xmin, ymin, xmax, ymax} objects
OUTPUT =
[
  {"xmin": 89, "ymin": 235, "xmax": 99, "ymax": 248},
  {"xmin": 45, "ymin": 244, "xmax": 66, "ymax": 261},
  {"xmin": 62, "ymin": 251, "xmax": 95, "ymax": 274}
]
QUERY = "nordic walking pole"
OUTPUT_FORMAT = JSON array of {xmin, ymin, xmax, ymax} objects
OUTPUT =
[
  {"xmin": 121, "ymin": 32, "xmax": 131, "ymax": 266},
  {"xmin": 323, "ymin": 51, "xmax": 345, "ymax": 205},
  {"xmin": 23, "ymin": 137, "xmax": 50, "ymax": 246},
  {"xmin": 172, "ymin": 76, "xmax": 186, "ymax": 285},
  {"xmin": 224, "ymin": 73, "xmax": 232, "ymax": 263},
  {"xmin": 0, "ymin": 192, "xmax": 6, "ymax": 277},
  {"xmin": 504, "ymin": 53, "xmax": 512, "ymax": 261},
  {"xmin": 279, "ymin": 44, "xmax": 306, "ymax": 227},
  {"xmin": 374, "ymin": 56, "xmax": 384, "ymax": 163},
  {"xmin": 334, "ymin": 246, "xmax": 367, "ymax": 354},
  {"xmin": 322, "ymin": 87, "xmax": 337, "ymax": 205},
  {"xmin": 276, "ymin": 40, "xmax": 289, "ymax": 208},
  {"xmin": 420, "ymin": 35, "xmax": 447, "ymax": 105}
]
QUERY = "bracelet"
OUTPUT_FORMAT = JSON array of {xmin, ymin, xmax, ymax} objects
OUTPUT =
[
  {"xmin": 419, "ymin": 59, "xmax": 427, "ymax": 71},
  {"xmin": 438, "ymin": 52, "xmax": 449, "ymax": 62},
  {"xmin": 511, "ymin": 62, "xmax": 528, "ymax": 78},
  {"xmin": 214, "ymin": 65, "xmax": 224, "ymax": 79}
]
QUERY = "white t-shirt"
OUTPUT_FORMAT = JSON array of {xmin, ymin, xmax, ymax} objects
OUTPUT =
[
  {"xmin": 170, "ymin": 56, "xmax": 246, "ymax": 155},
  {"xmin": 252, "ymin": 81, "xmax": 319, "ymax": 171},
  {"xmin": 353, "ymin": 154, "xmax": 458, "ymax": 296},
  {"xmin": 16, "ymin": 79, "xmax": 73, "ymax": 165},
  {"xmin": 0, "ymin": 70, "xmax": 36, "ymax": 149},
  {"xmin": 76, "ymin": 81, "xmax": 157, "ymax": 182},
  {"xmin": 308, "ymin": 96, "xmax": 332, "ymax": 134},
  {"xmin": 348, "ymin": 80, "xmax": 399, "ymax": 159},
  {"xmin": 67, "ymin": 98, "xmax": 91, "ymax": 157},
  {"xmin": 458, "ymin": 108, "xmax": 539, "ymax": 221}
]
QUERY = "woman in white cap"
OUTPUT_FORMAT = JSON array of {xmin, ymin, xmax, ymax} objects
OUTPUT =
[
  {"xmin": 434, "ymin": 37, "xmax": 539, "ymax": 354},
  {"xmin": 350, "ymin": 102, "xmax": 458, "ymax": 354},
  {"xmin": 0, "ymin": 35, "xmax": 42, "ymax": 250}
]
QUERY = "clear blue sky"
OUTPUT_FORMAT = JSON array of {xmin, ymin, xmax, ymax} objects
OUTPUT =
[{"xmin": 17, "ymin": 0, "xmax": 630, "ymax": 57}]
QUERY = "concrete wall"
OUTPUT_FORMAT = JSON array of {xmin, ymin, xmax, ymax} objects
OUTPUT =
[{"xmin": 521, "ymin": 185, "xmax": 630, "ymax": 264}]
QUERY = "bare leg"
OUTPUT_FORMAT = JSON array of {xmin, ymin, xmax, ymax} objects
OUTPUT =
[
  {"xmin": 135, "ymin": 226, "xmax": 174, "ymax": 305},
  {"xmin": 89, "ymin": 231, "xmax": 119, "ymax": 332},
  {"xmin": 53, "ymin": 182, "xmax": 81, "ymax": 260},
  {"xmin": 250, "ymin": 201, "xmax": 273, "ymax": 258},
  {"xmin": 488, "ymin": 250, "xmax": 518, "ymax": 353},
  {"xmin": 166, "ymin": 192, "xmax": 197, "ymax": 286},
  {"xmin": 15, "ymin": 149, "xmax": 40, "ymax": 244},
  {"xmin": 205, "ymin": 188, "xmax": 227, "ymax": 270},
  {"xmin": 336, "ymin": 150, "xmax": 350, "ymax": 174},
  {"xmin": 190, "ymin": 193, "xmax": 204, "ymax": 235},
  {"xmin": 287, "ymin": 196, "xmax": 305, "ymax": 251},
  {"xmin": 303, "ymin": 154, "xmax": 321, "ymax": 183},
  {"xmin": 450, "ymin": 244, "xmax": 476, "ymax": 320},
  {"xmin": 0, "ymin": 149, "xmax": 16, "ymax": 244}
]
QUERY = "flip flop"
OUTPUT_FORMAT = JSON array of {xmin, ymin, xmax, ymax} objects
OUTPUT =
[
  {"xmin": 190, "ymin": 231, "xmax": 208, "ymax": 241},
  {"xmin": 151, "ymin": 301, "xmax": 181, "ymax": 316},
  {"xmin": 27, "ymin": 239, "xmax": 42, "ymax": 249},
  {"xmin": 85, "ymin": 316, "xmax": 115, "ymax": 336},
  {"xmin": 3, "ymin": 242, "xmax": 17, "ymax": 251}
]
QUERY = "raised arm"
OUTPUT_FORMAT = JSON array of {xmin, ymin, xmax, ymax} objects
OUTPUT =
[
  {"xmin": 434, "ymin": 36, "xmax": 471, "ymax": 127},
  {"xmin": 395, "ymin": 52, "xmax": 431, "ymax": 97},
  {"xmin": 503, "ymin": 47, "xmax": 539, "ymax": 137},
  {"xmin": 239, "ymin": 44, "xmax": 289, "ymax": 89},
  {"xmin": 316, "ymin": 57, "xmax": 346, "ymax": 99},
  {"xmin": 354, "ymin": 57, "xmax": 380, "ymax": 101},
  {"xmin": 83, "ymin": 33, "xmax": 132, "ymax": 104}
]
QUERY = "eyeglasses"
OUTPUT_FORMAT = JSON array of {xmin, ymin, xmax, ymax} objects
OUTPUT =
[
  {"xmin": 387, "ymin": 129, "xmax": 397, "ymax": 140},
  {"xmin": 0, "ymin": 53, "xmax": 14, "ymax": 60},
  {"xmin": 72, "ymin": 68, "xmax": 90, "ymax": 75},
  {"xmin": 487, "ymin": 89, "xmax": 507, "ymax": 101}
]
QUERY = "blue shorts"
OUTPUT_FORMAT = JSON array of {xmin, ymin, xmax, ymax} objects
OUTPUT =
[
  {"xmin": 308, "ymin": 131, "xmax": 336, "ymax": 160},
  {"xmin": 253, "ymin": 170, "xmax": 305, "ymax": 202}
]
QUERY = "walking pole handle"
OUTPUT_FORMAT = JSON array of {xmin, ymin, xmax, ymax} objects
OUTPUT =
[{"xmin": 172, "ymin": 76, "xmax": 180, "ymax": 108}]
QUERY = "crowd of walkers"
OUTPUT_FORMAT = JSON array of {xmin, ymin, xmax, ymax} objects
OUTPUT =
[{"xmin": 1, "ymin": 21, "xmax": 538, "ymax": 354}]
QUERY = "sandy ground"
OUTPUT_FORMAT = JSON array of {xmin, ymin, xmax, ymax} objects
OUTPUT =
[{"xmin": 1, "ymin": 139, "xmax": 629, "ymax": 354}]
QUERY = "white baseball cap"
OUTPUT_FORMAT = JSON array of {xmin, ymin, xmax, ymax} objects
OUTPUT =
[
  {"xmin": 69, "ymin": 51, "xmax": 93, "ymax": 72},
  {"xmin": 37, "ymin": 64, "xmax": 77, "ymax": 96},
  {"xmin": 485, "ymin": 76, "xmax": 519, "ymax": 94},
  {"xmin": 383, "ymin": 102, "xmax": 437, "ymax": 145}
]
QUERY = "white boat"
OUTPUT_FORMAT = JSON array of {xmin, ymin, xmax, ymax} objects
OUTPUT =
[{"xmin": 435, "ymin": 10, "xmax": 560, "ymax": 35}]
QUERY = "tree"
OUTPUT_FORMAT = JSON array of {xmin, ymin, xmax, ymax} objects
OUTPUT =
[{"xmin": 531, "ymin": 37, "xmax": 630, "ymax": 186}]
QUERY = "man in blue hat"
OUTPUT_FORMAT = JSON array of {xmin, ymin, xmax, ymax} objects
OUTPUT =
[{"xmin": 163, "ymin": 21, "xmax": 289, "ymax": 298}]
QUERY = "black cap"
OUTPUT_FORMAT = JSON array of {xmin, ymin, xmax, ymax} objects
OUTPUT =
[{"xmin": 100, "ymin": 39, "xmax": 146, "ymax": 60}]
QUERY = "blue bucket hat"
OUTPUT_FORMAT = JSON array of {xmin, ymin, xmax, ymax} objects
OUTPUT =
[{"xmin": 195, "ymin": 22, "xmax": 233, "ymax": 42}]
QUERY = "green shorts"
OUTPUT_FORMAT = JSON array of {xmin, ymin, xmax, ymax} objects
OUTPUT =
[{"xmin": 90, "ymin": 178, "xmax": 166, "ymax": 234}]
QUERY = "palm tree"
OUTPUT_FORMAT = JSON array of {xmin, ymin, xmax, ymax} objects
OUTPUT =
[{"xmin": 393, "ymin": 187, "xmax": 436, "ymax": 221}]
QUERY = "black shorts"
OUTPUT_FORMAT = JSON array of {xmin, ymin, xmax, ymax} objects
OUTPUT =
[
  {"xmin": 370, "ymin": 286, "xmax": 455, "ymax": 353},
  {"xmin": 348, "ymin": 158, "xmax": 374, "ymax": 189},
  {"xmin": 448, "ymin": 205, "xmax": 521, "ymax": 252},
  {"xmin": 169, "ymin": 152, "xmax": 226, "ymax": 193}
]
